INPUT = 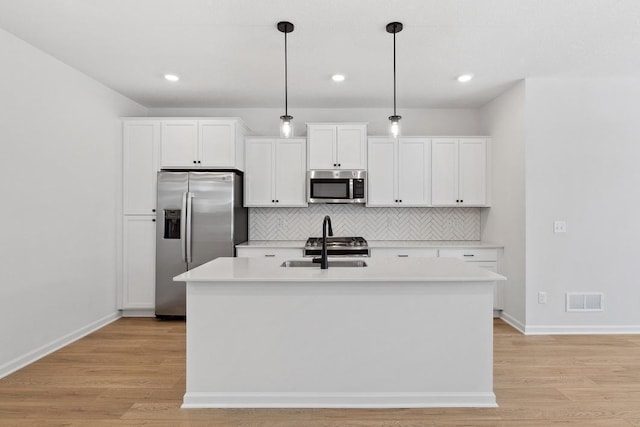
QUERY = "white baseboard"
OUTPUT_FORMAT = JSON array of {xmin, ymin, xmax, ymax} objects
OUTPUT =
[
  {"xmin": 121, "ymin": 308, "xmax": 155, "ymax": 317},
  {"xmin": 0, "ymin": 311, "xmax": 121, "ymax": 379},
  {"xmin": 182, "ymin": 391, "xmax": 497, "ymax": 409},
  {"xmin": 497, "ymin": 312, "xmax": 640, "ymax": 335},
  {"xmin": 524, "ymin": 324, "xmax": 640, "ymax": 335},
  {"xmin": 499, "ymin": 311, "xmax": 525, "ymax": 334}
]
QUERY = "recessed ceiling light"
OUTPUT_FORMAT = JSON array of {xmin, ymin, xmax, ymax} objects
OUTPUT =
[
  {"xmin": 164, "ymin": 74, "xmax": 180, "ymax": 82},
  {"xmin": 457, "ymin": 74, "xmax": 474, "ymax": 83},
  {"xmin": 331, "ymin": 74, "xmax": 345, "ymax": 82}
]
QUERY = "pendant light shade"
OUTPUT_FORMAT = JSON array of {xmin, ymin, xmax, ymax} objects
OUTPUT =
[
  {"xmin": 277, "ymin": 21, "xmax": 294, "ymax": 138},
  {"xmin": 387, "ymin": 22, "xmax": 403, "ymax": 138}
]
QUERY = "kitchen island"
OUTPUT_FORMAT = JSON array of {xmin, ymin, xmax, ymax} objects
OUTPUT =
[{"xmin": 174, "ymin": 256, "xmax": 505, "ymax": 408}]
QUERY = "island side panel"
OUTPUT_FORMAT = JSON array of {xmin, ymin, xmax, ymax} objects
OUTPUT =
[{"xmin": 183, "ymin": 280, "xmax": 495, "ymax": 408}]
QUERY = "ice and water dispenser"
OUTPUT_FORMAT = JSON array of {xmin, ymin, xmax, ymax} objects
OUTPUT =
[{"xmin": 163, "ymin": 209, "xmax": 181, "ymax": 239}]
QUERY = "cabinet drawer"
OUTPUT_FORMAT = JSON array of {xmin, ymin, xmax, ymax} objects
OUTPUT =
[
  {"xmin": 236, "ymin": 248, "xmax": 303, "ymax": 258},
  {"xmin": 438, "ymin": 248, "xmax": 497, "ymax": 262},
  {"xmin": 370, "ymin": 248, "xmax": 438, "ymax": 258}
]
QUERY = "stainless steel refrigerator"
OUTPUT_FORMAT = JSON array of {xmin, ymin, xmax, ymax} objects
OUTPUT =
[{"xmin": 155, "ymin": 171, "xmax": 248, "ymax": 318}]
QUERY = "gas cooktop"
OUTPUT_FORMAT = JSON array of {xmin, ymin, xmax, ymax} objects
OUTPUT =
[{"xmin": 304, "ymin": 236, "xmax": 369, "ymax": 257}]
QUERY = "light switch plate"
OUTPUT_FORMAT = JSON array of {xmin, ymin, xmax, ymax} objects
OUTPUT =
[{"xmin": 554, "ymin": 221, "xmax": 567, "ymax": 233}]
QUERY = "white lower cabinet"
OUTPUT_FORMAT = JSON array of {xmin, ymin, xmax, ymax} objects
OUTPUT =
[
  {"xmin": 236, "ymin": 247, "xmax": 304, "ymax": 258},
  {"xmin": 122, "ymin": 215, "xmax": 156, "ymax": 315},
  {"xmin": 438, "ymin": 248, "xmax": 502, "ymax": 311},
  {"xmin": 369, "ymin": 248, "xmax": 438, "ymax": 258}
]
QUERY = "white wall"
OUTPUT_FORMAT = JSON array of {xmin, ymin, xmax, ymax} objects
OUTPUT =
[
  {"xmin": 479, "ymin": 81, "xmax": 527, "ymax": 331},
  {"xmin": 147, "ymin": 107, "xmax": 484, "ymax": 136},
  {"xmin": 0, "ymin": 28, "xmax": 147, "ymax": 376},
  {"xmin": 525, "ymin": 78, "xmax": 640, "ymax": 332}
]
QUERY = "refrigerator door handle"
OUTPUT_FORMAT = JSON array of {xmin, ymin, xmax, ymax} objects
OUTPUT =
[
  {"xmin": 180, "ymin": 192, "xmax": 188, "ymax": 263},
  {"xmin": 186, "ymin": 192, "xmax": 194, "ymax": 263}
]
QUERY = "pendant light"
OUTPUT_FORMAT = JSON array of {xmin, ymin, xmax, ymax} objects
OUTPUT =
[
  {"xmin": 277, "ymin": 21, "xmax": 294, "ymax": 138},
  {"xmin": 386, "ymin": 22, "xmax": 403, "ymax": 139}
]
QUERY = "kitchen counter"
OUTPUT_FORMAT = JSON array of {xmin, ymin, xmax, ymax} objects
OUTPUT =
[
  {"xmin": 175, "ymin": 257, "xmax": 503, "ymax": 409},
  {"xmin": 236, "ymin": 240, "xmax": 502, "ymax": 249}
]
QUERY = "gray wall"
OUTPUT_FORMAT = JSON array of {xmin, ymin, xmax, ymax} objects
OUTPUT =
[
  {"xmin": 0, "ymin": 28, "xmax": 147, "ymax": 376},
  {"xmin": 147, "ymin": 107, "xmax": 484, "ymax": 136},
  {"xmin": 524, "ymin": 78, "xmax": 640, "ymax": 332},
  {"xmin": 480, "ymin": 81, "xmax": 527, "ymax": 330}
]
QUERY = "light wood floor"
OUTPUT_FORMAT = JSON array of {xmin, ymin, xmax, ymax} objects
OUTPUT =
[{"xmin": 1, "ymin": 318, "xmax": 640, "ymax": 426}]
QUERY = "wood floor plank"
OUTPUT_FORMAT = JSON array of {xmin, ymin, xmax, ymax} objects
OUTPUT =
[{"xmin": 1, "ymin": 317, "xmax": 640, "ymax": 426}]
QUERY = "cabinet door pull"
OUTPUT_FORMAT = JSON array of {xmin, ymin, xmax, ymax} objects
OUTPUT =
[
  {"xmin": 397, "ymin": 254, "xmax": 409, "ymax": 257},
  {"xmin": 193, "ymin": 160, "xmax": 197, "ymax": 164},
  {"xmin": 264, "ymin": 254, "xmax": 276, "ymax": 257},
  {"xmin": 463, "ymin": 254, "xmax": 474, "ymax": 257},
  {"xmin": 152, "ymin": 219, "xmax": 156, "ymax": 222},
  {"xmin": 152, "ymin": 209, "xmax": 156, "ymax": 212}
]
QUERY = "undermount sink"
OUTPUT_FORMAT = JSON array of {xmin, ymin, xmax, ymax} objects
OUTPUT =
[{"xmin": 280, "ymin": 260, "xmax": 368, "ymax": 268}]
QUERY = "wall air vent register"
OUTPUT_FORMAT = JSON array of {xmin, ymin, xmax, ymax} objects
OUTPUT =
[{"xmin": 566, "ymin": 292, "xmax": 604, "ymax": 312}]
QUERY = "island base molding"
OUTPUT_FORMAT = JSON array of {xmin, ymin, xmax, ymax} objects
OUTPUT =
[{"xmin": 182, "ymin": 391, "xmax": 497, "ymax": 409}]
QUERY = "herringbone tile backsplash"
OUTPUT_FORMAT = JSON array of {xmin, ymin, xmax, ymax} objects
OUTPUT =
[{"xmin": 249, "ymin": 205, "xmax": 481, "ymax": 240}]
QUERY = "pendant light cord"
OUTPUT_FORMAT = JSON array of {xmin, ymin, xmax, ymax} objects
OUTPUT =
[
  {"xmin": 393, "ymin": 30, "xmax": 397, "ymax": 117},
  {"xmin": 284, "ymin": 30, "xmax": 288, "ymax": 117}
]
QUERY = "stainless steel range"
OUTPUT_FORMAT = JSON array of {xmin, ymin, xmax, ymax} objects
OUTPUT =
[{"xmin": 304, "ymin": 236, "xmax": 369, "ymax": 257}]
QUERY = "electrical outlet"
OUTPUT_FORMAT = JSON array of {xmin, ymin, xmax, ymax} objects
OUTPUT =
[
  {"xmin": 554, "ymin": 221, "xmax": 567, "ymax": 233},
  {"xmin": 538, "ymin": 291, "xmax": 548, "ymax": 304}
]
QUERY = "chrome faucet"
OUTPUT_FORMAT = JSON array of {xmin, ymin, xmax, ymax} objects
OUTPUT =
[{"xmin": 313, "ymin": 215, "xmax": 333, "ymax": 269}]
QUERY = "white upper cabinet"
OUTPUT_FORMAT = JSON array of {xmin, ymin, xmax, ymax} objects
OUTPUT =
[
  {"xmin": 367, "ymin": 137, "xmax": 396, "ymax": 206},
  {"xmin": 398, "ymin": 138, "xmax": 431, "ymax": 205},
  {"xmin": 367, "ymin": 137, "xmax": 431, "ymax": 207},
  {"xmin": 458, "ymin": 139, "xmax": 488, "ymax": 206},
  {"xmin": 161, "ymin": 120, "xmax": 198, "ymax": 167},
  {"xmin": 123, "ymin": 120, "xmax": 160, "ymax": 215},
  {"xmin": 431, "ymin": 138, "xmax": 489, "ymax": 207},
  {"xmin": 199, "ymin": 120, "xmax": 236, "ymax": 167},
  {"xmin": 244, "ymin": 137, "xmax": 307, "ymax": 207},
  {"xmin": 307, "ymin": 123, "xmax": 367, "ymax": 170},
  {"xmin": 245, "ymin": 138, "xmax": 274, "ymax": 206},
  {"xmin": 274, "ymin": 139, "xmax": 308, "ymax": 206},
  {"xmin": 160, "ymin": 118, "xmax": 246, "ymax": 170}
]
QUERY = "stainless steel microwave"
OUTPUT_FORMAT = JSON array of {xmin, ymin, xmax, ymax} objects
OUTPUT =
[{"xmin": 307, "ymin": 170, "xmax": 366, "ymax": 204}]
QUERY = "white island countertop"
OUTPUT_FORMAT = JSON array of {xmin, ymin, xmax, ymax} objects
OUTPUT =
[{"xmin": 174, "ymin": 256, "xmax": 506, "ymax": 283}]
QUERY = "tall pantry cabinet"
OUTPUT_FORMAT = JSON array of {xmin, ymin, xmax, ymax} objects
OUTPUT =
[{"xmin": 121, "ymin": 120, "xmax": 159, "ymax": 316}]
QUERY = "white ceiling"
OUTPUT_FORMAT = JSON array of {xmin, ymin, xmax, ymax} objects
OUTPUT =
[{"xmin": 1, "ymin": 0, "xmax": 639, "ymax": 109}]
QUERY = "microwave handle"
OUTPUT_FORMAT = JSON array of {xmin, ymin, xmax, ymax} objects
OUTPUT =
[{"xmin": 349, "ymin": 179, "xmax": 354, "ymax": 199}]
